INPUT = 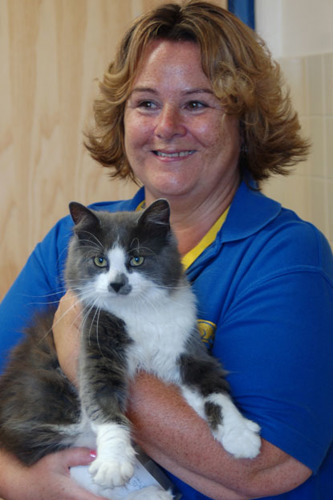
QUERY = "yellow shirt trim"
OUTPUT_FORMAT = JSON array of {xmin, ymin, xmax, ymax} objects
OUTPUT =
[
  {"xmin": 136, "ymin": 200, "xmax": 229, "ymax": 271},
  {"xmin": 182, "ymin": 207, "xmax": 230, "ymax": 270},
  {"xmin": 136, "ymin": 200, "xmax": 146, "ymax": 211}
]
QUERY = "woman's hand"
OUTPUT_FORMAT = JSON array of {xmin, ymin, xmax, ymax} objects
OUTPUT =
[
  {"xmin": 52, "ymin": 290, "xmax": 82, "ymax": 385},
  {"xmin": 0, "ymin": 447, "xmax": 104, "ymax": 500}
]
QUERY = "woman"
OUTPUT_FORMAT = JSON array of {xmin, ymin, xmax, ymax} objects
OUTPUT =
[{"xmin": 1, "ymin": 2, "xmax": 332, "ymax": 499}]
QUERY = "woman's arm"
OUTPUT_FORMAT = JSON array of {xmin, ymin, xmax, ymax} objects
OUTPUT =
[
  {"xmin": 127, "ymin": 372, "xmax": 311, "ymax": 500},
  {"xmin": 52, "ymin": 291, "xmax": 82, "ymax": 386},
  {"xmin": 53, "ymin": 292, "xmax": 311, "ymax": 500}
]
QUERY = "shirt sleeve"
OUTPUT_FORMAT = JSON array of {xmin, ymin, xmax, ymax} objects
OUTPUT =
[
  {"xmin": 212, "ymin": 225, "xmax": 333, "ymax": 473},
  {"xmin": 0, "ymin": 215, "xmax": 73, "ymax": 373}
]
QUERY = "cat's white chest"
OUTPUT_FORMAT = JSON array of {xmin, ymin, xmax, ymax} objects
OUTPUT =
[
  {"xmin": 115, "ymin": 286, "xmax": 196, "ymax": 382},
  {"xmin": 126, "ymin": 319, "xmax": 181, "ymax": 382},
  {"xmin": 86, "ymin": 245, "xmax": 198, "ymax": 381}
]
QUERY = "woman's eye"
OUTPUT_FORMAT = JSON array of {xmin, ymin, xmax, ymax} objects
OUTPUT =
[
  {"xmin": 137, "ymin": 100, "xmax": 156, "ymax": 110},
  {"xmin": 93, "ymin": 256, "xmax": 108, "ymax": 268},
  {"xmin": 129, "ymin": 256, "xmax": 145, "ymax": 267},
  {"xmin": 186, "ymin": 101, "xmax": 207, "ymax": 110}
]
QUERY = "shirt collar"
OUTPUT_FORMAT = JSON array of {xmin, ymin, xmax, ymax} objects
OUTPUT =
[
  {"xmin": 134, "ymin": 179, "xmax": 281, "ymax": 248},
  {"xmin": 220, "ymin": 179, "xmax": 281, "ymax": 243}
]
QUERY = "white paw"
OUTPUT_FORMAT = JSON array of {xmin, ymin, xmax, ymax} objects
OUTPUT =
[
  {"xmin": 89, "ymin": 454, "xmax": 135, "ymax": 489},
  {"xmin": 125, "ymin": 485, "xmax": 174, "ymax": 500},
  {"xmin": 205, "ymin": 393, "xmax": 261, "ymax": 459},
  {"xmin": 217, "ymin": 417, "xmax": 261, "ymax": 459},
  {"xmin": 90, "ymin": 422, "xmax": 136, "ymax": 489}
]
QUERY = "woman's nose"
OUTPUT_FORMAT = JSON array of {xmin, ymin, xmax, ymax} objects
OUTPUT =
[{"xmin": 155, "ymin": 105, "xmax": 186, "ymax": 139}]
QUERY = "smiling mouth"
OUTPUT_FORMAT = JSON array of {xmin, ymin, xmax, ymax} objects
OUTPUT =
[{"xmin": 153, "ymin": 150, "xmax": 195, "ymax": 158}]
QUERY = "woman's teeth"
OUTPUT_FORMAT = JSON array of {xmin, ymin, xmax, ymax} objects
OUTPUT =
[{"xmin": 154, "ymin": 150, "xmax": 194, "ymax": 158}]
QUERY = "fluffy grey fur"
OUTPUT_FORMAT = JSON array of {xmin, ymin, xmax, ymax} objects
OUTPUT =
[{"xmin": 0, "ymin": 199, "xmax": 261, "ymax": 497}]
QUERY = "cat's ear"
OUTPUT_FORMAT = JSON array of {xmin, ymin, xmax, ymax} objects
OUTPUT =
[
  {"xmin": 69, "ymin": 202, "xmax": 100, "ymax": 228},
  {"xmin": 138, "ymin": 199, "xmax": 170, "ymax": 229}
]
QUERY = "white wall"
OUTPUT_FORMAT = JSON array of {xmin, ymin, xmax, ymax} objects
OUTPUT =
[
  {"xmin": 256, "ymin": 0, "xmax": 333, "ymax": 58},
  {"xmin": 255, "ymin": 0, "xmax": 333, "ymax": 248}
]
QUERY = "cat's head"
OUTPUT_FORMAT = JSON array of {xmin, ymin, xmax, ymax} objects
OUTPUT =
[{"xmin": 65, "ymin": 199, "xmax": 185, "ymax": 309}]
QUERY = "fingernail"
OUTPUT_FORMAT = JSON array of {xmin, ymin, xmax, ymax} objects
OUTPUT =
[{"xmin": 89, "ymin": 450, "xmax": 97, "ymax": 459}]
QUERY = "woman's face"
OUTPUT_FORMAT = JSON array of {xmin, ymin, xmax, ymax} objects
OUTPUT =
[{"xmin": 124, "ymin": 40, "xmax": 241, "ymax": 206}]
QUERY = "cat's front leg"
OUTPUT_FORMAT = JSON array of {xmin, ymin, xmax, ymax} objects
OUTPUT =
[
  {"xmin": 80, "ymin": 309, "xmax": 136, "ymax": 488},
  {"xmin": 182, "ymin": 386, "xmax": 261, "ymax": 459},
  {"xmin": 179, "ymin": 352, "xmax": 261, "ymax": 459},
  {"xmin": 89, "ymin": 422, "xmax": 136, "ymax": 489},
  {"xmin": 204, "ymin": 392, "xmax": 261, "ymax": 459}
]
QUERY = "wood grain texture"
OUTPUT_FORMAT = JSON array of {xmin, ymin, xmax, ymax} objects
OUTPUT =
[{"xmin": 0, "ymin": 0, "xmax": 227, "ymax": 300}]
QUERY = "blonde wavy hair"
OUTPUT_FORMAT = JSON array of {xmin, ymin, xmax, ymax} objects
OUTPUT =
[{"xmin": 85, "ymin": 0, "xmax": 310, "ymax": 184}]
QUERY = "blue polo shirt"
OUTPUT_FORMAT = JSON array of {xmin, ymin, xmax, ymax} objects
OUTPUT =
[{"xmin": 1, "ymin": 180, "xmax": 333, "ymax": 499}]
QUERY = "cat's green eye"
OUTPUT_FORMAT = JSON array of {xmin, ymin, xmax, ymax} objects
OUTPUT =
[
  {"xmin": 93, "ymin": 256, "xmax": 108, "ymax": 268},
  {"xmin": 129, "ymin": 255, "xmax": 145, "ymax": 267}
]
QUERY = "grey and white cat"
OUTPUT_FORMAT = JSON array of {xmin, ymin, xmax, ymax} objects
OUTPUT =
[{"xmin": 0, "ymin": 199, "xmax": 261, "ymax": 499}]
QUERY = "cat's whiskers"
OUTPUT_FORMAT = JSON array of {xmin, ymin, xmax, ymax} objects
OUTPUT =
[
  {"xmin": 22, "ymin": 287, "xmax": 68, "ymax": 307},
  {"xmin": 93, "ymin": 306, "xmax": 103, "ymax": 355},
  {"xmin": 129, "ymin": 239, "xmax": 157, "ymax": 258},
  {"xmin": 85, "ymin": 304, "xmax": 99, "ymax": 347},
  {"xmin": 76, "ymin": 230, "xmax": 104, "ymax": 251},
  {"xmin": 66, "ymin": 279, "xmax": 94, "ymax": 290},
  {"xmin": 131, "ymin": 282, "xmax": 193, "ymax": 319},
  {"xmin": 54, "ymin": 295, "xmax": 82, "ymax": 327},
  {"xmin": 35, "ymin": 293, "xmax": 82, "ymax": 346},
  {"xmin": 122, "ymin": 287, "xmax": 166, "ymax": 317},
  {"xmin": 79, "ymin": 300, "xmax": 105, "ymax": 358}
]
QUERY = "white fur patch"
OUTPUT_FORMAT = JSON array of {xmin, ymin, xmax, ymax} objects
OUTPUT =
[
  {"xmin": 181, "ymin": 389, "xmax": 261, "ymax": 459},
  {"xmin": 89, "ymin": 422, "xmax": 136, "ymax": 489},
  {"xmin": 107, "ymin": 246, "xmax": 127, "ymax": 274},
  {"xmin": 181, "ymin": 387, "xmax": 205, "ymax": 419},
  {"xmin": 94, "ymin": 246, "xmax": 128, "ymax": 297},
  {"xmin": 124, "ymin": 284, "xmax": 197, "ymax": 382},
  {"xmin": 206, "ymin": 393, "xmax": 261, "ymax": 459}
]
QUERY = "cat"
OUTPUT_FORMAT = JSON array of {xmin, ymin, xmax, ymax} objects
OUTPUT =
[{"xmin": 0, "ymin": 199, "xmax": 261, "ymax": 499}]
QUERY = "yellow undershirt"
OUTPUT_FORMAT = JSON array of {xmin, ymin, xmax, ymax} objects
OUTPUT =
[
  {"xmin": 181, "ymin": 207, "xmax": 230, "ymax": 270},
  {"xmin": 136, "ymin": 200, "xmax": 229, "ymax": 271}
]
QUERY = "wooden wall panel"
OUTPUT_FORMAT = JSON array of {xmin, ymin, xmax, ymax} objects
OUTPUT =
[{"xmin": 0, "ymin": 0, "xmax": 227, "ymax": 300}]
